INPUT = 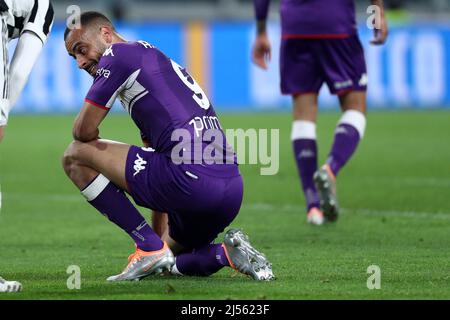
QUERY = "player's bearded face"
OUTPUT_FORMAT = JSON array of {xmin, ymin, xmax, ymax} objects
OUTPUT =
[
  {"xmin": 66, "ymin": 29, "xmax": 110, "ymax": 78},
  {"xmin": 81, "ymin": 32, "xmax": 109, "ymax": 77},
  {"xmin": 88, "ymin": 36, "xmax": 110, "ymax": 74}
]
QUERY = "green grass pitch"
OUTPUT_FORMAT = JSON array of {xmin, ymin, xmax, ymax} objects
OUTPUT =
[{"xmin": 0, "ymin": 110, "xmax": 449, "ymax": 299}]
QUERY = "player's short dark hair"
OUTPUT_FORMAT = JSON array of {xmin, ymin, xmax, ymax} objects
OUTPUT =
[{"xmin": 64, "ymin": 11, "xmax": 114, "ymax": 40}]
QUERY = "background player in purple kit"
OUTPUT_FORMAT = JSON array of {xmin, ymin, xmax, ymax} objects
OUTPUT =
[
  {"xmin": 252, "ymin": 0, "xmax": 388, "ymax": 225},
  {"xmin": 62, "ymin": 12, "xmax": 274, "ymax": 281}
]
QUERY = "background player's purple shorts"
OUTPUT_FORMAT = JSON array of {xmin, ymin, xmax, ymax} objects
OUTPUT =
[
  {"xmin": 280, "ymin": 35, "xmax": 367, "ymax": 96},
  {"xmin": 125, "ymin": 145, "xmax": 243, "ymax": 249}
]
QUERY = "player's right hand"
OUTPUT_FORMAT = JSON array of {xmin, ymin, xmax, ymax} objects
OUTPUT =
[
  {"xmin": 370, "ymin": 14, "xmax": 388, "ymax": 45},
  {"xmin": 252, "ymin": 33, "xmax": 272, "ymax": 70}
]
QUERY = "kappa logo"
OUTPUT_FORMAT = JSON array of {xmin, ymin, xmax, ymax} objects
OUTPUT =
[
  {"xmin": 335, "ymin": 126, "xmax": 349, "ymax": 135},
  {"xmin": 298, "ymin": 149, "xmax": 315, "ymax": 159},
  {"xmin": 103, "ymin": 46, "xmax": 114, "ymax": 57},
  {"xmin": 133, "ymin": 153, "xmax": 147, "ymax": 176},
  {"xmin": 136, "ymin": 221, "xmax": 148, "ymax": 231},
  {"xmin": 359, "ymin": 73, "xmax": 369, "ymax": 86}
]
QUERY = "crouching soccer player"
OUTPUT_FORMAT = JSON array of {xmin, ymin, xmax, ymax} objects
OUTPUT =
[
  {"xmin": 62, "ymin": 12, "xmax": 274, "ymax": 281},
  {"xmin": 0, "ymin": 0, "xmax": 54, "ymax": 292},
  {"xmin": 252, "ymin": 0, "xmax": 388, "ymax": 225}
]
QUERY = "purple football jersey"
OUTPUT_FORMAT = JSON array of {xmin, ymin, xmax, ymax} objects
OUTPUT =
[
  {"xmin": 254, "ymin": 0, "xmax": 357, "ymax": 38},
  {"xmin": 85, "ymin": 41, "xmax": 238, "ymax": 176}
]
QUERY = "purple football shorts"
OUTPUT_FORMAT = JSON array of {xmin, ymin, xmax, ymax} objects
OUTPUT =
[
  {"xmin": 125, "ymin": 145, "xmax": 243, "ymax": 249},
  {"xmin": 280, "ymin": 35, "xmax": 367, "ymax": 95}
]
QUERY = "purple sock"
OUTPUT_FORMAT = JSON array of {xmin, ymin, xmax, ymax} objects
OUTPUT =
[
  {"xmin": 173, "ymin": 244, "xmax": 229, "ymax": 276},
  {"xmin": 82, "ymin": 174, "xmax": 163, "ymax": 252},
  {"xmin": 293, "ymin": 139, "xmax": 320, "ymax": 211},
  {"xmin": 327, "ymin": 123, "xmax": 361, "ymax": 176}
]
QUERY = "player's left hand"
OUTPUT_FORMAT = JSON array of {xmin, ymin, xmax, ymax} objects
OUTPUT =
[{"xmin": 370, "ymin": 14, "xmax": 388, "ymax": 45}]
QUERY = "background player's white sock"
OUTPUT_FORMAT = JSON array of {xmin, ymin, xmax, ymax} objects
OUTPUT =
[
  {"xmin": 337, "ymin": 109, "xmax": 366, "ymax": 139},
  {"xmin": 326, "ymin": 110, "xmax": 366, "ymax": 176}
]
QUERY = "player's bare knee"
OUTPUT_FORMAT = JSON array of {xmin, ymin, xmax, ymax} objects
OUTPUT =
[
  {"xmin": 62, "ymin": 152, "xmax": 94, "ymax": 189},
  {"xmin": 62, "ymin": 141, "xmax": 84, "ymax": 175},
  {"xmin": 292, "ymin": 94, "xmax": 318, "ymax": 122},
  {"xmin": 339, "ymin": 91, "xmax": 367, "ymax": 114},
  {"xmin": 342, "ymin": 105, "xmax": 366, "ymax": 115},
  {"xmin": 64, "ymin": 140, "xmax": 87, "ymax": 161},
  {"xmin": 62, "ymin": 150, "xmax": 75, "ymax": 177}
]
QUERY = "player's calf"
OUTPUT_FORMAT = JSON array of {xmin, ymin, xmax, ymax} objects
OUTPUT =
[
  {"xmin": 62, "ymin": 140, "xmax": 166, "ymax": 275},
  {"xmin": 171, "ymin": 243, "xmax": 230, "ymax": 277},
  {"xmin": 326, "ymin": 109, "xmax": 366, "ymax": 177},
  {"xmin": 169, "ymin": 230, "xmax": 275, "ymax": 281},
  {"xmin": 317, "ymin": 109, "xmax": 366, "ymax": 221},
  {"xmin": 291, "ymin": 120, "xmax": 321, "ymax": 216}
]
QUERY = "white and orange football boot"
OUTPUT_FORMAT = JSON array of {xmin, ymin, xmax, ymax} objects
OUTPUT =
[
  {"xmin": 107, "ymin": 242, "xmax": 175, "ymax": 282},
  {"xmin": 307, "ymin": 207, "xmax": 325, "ymax": 226}
]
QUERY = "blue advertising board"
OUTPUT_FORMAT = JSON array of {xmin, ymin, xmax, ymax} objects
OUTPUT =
[{"xmin": 9, "ymin": 21, "xmax": 450, "ymax": 114}]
